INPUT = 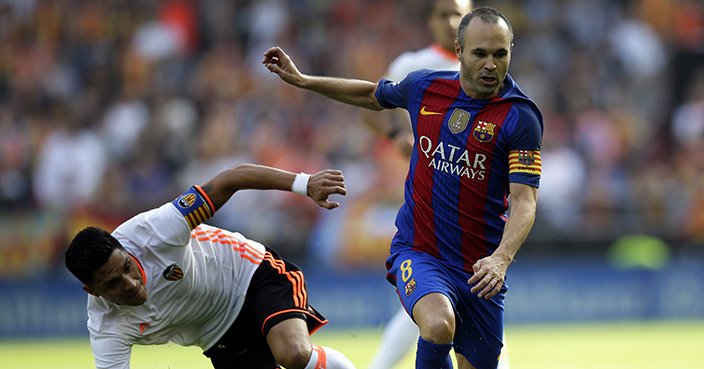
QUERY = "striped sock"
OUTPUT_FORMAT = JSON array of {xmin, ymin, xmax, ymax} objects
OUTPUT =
[{"xmin": 304, "ymin": 344, "xmax": 356, "ymax": 369}]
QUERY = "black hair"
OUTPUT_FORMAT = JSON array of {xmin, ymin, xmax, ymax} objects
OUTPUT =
[
  {"xmin": 457, "ymin": 6, "xmax": 514, "ymax": 51},
  {"xmin": 65, "ymin": 226, "xmax": 124, "ymax": 286}
]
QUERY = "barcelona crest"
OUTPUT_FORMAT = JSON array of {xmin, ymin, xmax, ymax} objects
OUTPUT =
[
  {"xmin": 448, "ymin": 109, "xmax": 471, "ymax": 134},
  {"xmin": 508, "ymin": 149, "xmax": 542, "ymax": 175},
  {"xmin": 163, "ymin": 264, "xmax": 184, "ymax": 281},
  {"xmin": 405, "ymin": 278, "xmax": 416, "ymax": 296},
  {"xmin": 517, "ymin": 150, "xmax": 535, "ymax": 166},
  {"xmin": 473, "ymin": 120, "xmax": 496, "ymax": 143}
]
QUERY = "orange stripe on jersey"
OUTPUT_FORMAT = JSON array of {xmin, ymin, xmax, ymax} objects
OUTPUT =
[
  {"xmin": 508, "ymin": 150, "xmax": 541, "ymax": 175},
  {"xmin": 234, "ymin": 243, "xmax": 265, "ymax": 264},
  {"xmin": 312, "ymin": 345, "xmax": 326, "ymax": 368},
  {"xmin": 190, "ymin": 227, "xmax": 264, "ymax": 265},
  {"xmin": 239, "ymin": 252, "xmax": 260, "ymax": 265}
]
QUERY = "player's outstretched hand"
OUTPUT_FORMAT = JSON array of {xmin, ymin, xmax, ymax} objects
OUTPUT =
[
  {"xmin": 263, "ymin": 46, "xmax": 304, "ymax": 87},
  {"xmin": 307, "ymin": 169, "xmax": 346, "ymax": 210},
  {"xmin": 467, "ymin": 255, "xmax": 508, "ymax": 299}
]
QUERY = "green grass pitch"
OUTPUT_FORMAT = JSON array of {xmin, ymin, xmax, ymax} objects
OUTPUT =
[{"xmin": 1, "ymin": 320, "xmax": 703, "ymax": 368}]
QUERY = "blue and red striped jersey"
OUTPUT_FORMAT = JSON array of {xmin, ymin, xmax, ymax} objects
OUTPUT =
[{"xmin": 375, "ymin": 70, "xmax": 543, "ymax": 272}]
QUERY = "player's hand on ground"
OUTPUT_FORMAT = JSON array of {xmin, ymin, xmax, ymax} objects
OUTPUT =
[
  {"xmin": 263, "ymin": 47, "xmax": 304, "ymax": 87},
  {"xmin": 307, "ymin": 169, "xmax": 346, "ymax": 210},
  {"xmin": 467, "ymin": 255, "xmax": 508, "ymax": 299}
]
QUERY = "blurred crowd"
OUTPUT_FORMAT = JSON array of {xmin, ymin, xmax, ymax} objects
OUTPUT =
[{"xmin": 0, "ymin": 0, "xmax": 703, "ymax": 278}]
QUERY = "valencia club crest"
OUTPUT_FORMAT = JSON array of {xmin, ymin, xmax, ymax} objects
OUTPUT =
[{"xmin": 163, "ymin": 264, "xmax": 184, "ymax": 281}]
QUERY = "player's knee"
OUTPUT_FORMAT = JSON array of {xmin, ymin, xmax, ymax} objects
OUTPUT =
[
  {"xmin": 419, "ymin": 316, "xmax": 454, "ymax": 344},
  {"xmin": 273, "ymin": 341, "xmax": 312, "ymax": 369}
]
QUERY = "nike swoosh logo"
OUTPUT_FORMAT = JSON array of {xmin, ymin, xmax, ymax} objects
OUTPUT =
[{"xmin": 420, "ymin": 106, "xmax": 443, "ymax": 115}]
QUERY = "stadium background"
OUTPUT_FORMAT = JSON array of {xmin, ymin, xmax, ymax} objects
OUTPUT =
[{"xmin": 1, "ymin": 0, "xmax": 703, "ymax": 367}]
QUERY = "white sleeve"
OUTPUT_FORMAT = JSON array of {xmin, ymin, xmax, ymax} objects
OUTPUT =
[
  {"xmin": 91, "ymin": 334, "xmax": 133, "ymax": 369},
  {"xmin": 113, "ymin": 203, "xmax": 192, "ymax": 249}
]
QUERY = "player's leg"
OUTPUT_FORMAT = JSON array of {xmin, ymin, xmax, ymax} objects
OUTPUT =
[
  {"xmin": 412, "ymin": 292, "xmax": 456, "ymax": 369},
  {"xmin": 455, "ymin": 352, "xmax": 476, "ymax": 369},
  {"xmin": 413, "ymin": 293, "xmax": 455, "ymax": 343},
  {"xmin": 267, "ymin": 318, "xmax": 356, "ymax": 369},
  {"xmin": 454, "ymin": 340, "xmax": 510, "ymax": 369},
  {"xmin": 386, "ymin": 251, "xmax": 460, "ymax": 369},
  {"xmin": 454, "ymin": 337, "xmax": 508, "ymax": 369},
  {"xmin": 266, "ymin": 318, "xmax": 314, "ymax": 369},
  {"xmin": 255, "ymin": 247, "xmax": 356, "ymax": 369},
  {"xmin": 452, "ymin": 271, "xmax": 507, "ymax": 369},
  {"xmin": 455, "ymin": 335, "xmax": 510, "ymax": 369},
  {"xmin": 366, "ymin": 307, "xmax": 419, "ymax": 369},
  {"xmin": 453, "ymin": 334, "xmax": 508, "ymax": 369},
  {"xmin": 203, "ymin": 298, "xmax": 280, "ymax": 369}
]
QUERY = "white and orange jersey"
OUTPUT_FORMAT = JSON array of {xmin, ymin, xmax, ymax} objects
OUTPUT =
[
  {"xmin": 385, "ymin": 42, "xmax": 459, "ymax": 82},
  {"xmin": 86, "ymin": 186, "xmax": 265, "ymax": 369}
]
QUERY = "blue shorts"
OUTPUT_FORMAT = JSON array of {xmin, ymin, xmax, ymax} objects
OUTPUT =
[{"xmin": 386, "ymin": 250, "xmax": 507, "ymax": 369}]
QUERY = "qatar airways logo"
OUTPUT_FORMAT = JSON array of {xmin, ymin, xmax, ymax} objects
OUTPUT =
[{"xmin": 418, "ymin": 136, "xmax": 487, "ymax": 180}]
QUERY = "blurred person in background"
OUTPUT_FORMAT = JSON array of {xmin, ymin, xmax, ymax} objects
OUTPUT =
[
  {"xmin": 361, "ymin": 0, "xmax": 472, "ymax": 157},
  {"xmin": 264, "ymin": 6, "xmax": 541, "ymax": 369},
  {"xmin": 359, "ymin": 1, "xmax": 508, "ymax": 369},
  {"xmin": 33, "ymin": 100, "xmax": 107, "ymax": 211},
  {"xmin": 671, "ymin": 70, "xmax": 704, "ymax": 241},
  {"xmin": 65, "ymin": 163, "xmax": 355, "ymax": 369}
]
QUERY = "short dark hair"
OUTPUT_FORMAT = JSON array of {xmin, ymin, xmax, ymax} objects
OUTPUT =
[
  {"xmin": 457, "ymin": 6, "xmax": 514, "ymax": 51},
  {"xmin": 65, "ymin": 226, "xmax": 124, "ymax": 286}
]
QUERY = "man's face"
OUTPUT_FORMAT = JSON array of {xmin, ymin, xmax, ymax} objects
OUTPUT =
[
  {"xmin": 455, "ymin": 17, "xmax": 513, "ymax": 99},
  {"xmin": 83, "ymin": 248, "xmax": 147, "ymax": 306},
  {"xmin": 428, "ymin": 0, "xmax": 472, "ymax": 51}
]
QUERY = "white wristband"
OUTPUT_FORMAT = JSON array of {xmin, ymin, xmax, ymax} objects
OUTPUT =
[{"xmin": 291, "ymin": 173, "xmax": 310, "ymax": 197}]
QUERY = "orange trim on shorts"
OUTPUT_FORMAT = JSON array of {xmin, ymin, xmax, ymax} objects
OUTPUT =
[{"xmin": 260, "ymin": 308, "xmax": 329, "ymax": 337}]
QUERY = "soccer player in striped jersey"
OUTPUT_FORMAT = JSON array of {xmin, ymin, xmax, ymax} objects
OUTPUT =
[
  {"xmin": 264, "ymin": 7, "xmax": 541, "ymax": 369},
  {"xmin": 361, "ymin": 1, "xmax": 509, "ymax": 369},
  {"xmin": 65, "ymin": 164, "xmax": 356, "ymax": 369}
]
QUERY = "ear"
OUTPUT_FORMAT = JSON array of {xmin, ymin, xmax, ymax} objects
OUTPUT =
[
  {"xmin": 455, "ymin": 40, "xmax": 462, "ymax": 60},
  {"xmin": 83, "ymin": 285, "xmax": 99, "ymax": 297}
]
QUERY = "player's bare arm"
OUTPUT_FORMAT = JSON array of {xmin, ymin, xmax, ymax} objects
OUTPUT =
[
  {"xmin": 263, "ymin": 46, "xmax": 384, "ymax": 111},
  {"xmin": 199, "ymin": 163, "xmax": 346, "ymax": 211},
  {"xmin": 468, "ymin": 182, "xmax": 537, "ymax": 299}
]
